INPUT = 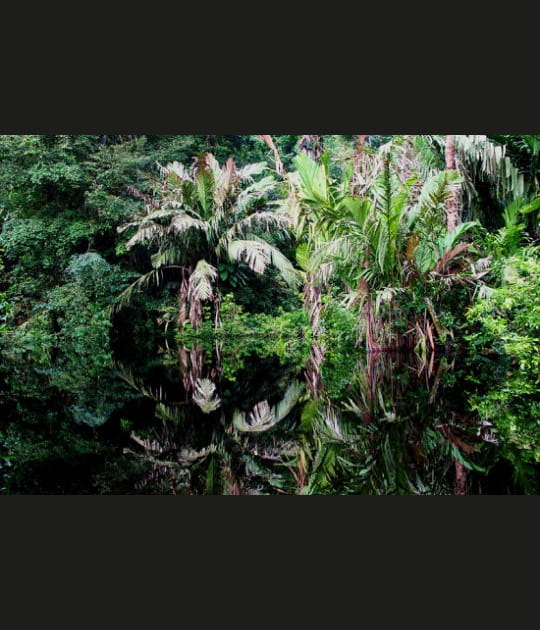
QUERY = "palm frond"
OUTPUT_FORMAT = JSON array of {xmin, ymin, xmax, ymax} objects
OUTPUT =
[
  {"xmin": 150, "ymin": 246, "xmax": 185, "ymax": 268},
  {"xmin": 294, "ymin": 152, "xmax": 330, "ymax": 207},
  {"xmin": 235, "ymin": 176, "xmax": 277, "ymax": 214},
  {"xmin": 414, "ymin": 170, "xmax": 463, "ymax": 219},
  {"xmin": 214, "ymin": 157, "xmax": 237, "ymax": 205},
  {"xmin": 227, "ymin": 239, "xmax": 269, "ymax": 274},
  {"xmin": 137, "ymin": 209, "xmax": 180, "ymax": 226},
  {"xmin": 168, "ymin": 213, "xmax": 208, "ymax": 237},
  {"xmin": 113, "ymin": 268, "xmax": 164, "ymax": 312},
  {"xmin": 159, "ymin": 161, "xmax": 192, "ymax": 183},
  {"xmin": 237, "ymin": 162, "xmax": 268, "ymax": 182},
  {"xmin": 188, "ymin": 259, "xmax": 217, "ymax": 303},
  {"xmin": 273, "ymin": 381, "xmax": 304, "ymax": 423},
  {"xmin": 126, "ymin": 225, "xmax": 162, "ymax": 250},
  {"xmin": 192, "ymin": 378, "xmax": 221, "ymax": 414},
  {"xmin": 227, "ymin": 238, "xmax": 300, "ymax": 288},
  {"xmin": 233, "ymin": 211, "xmax": 293, "ymax": 237},
  {"xmin": 115, "ymin": 362, "xmax": 169, "ymax": 402},
  {"xmin": 233, "ymin": 381, "xmax": 303, "ymax": 433},
  {"xmin": 178, "ymin": 444, "xmax": 217, "ymax": 465}
]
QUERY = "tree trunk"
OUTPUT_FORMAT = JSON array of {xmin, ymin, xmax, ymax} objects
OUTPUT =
[
  {"xmin": 258, "ymin": 135, "xmax": 284, "ymax": 175},
  {"xmin": 445, "ymin": 135, "xmax": 460, "ymax": 232},
  {"xmin": 303, "ymin": 273, "xmax": 325, "ymax": 397},
  {"xmin": 351, "ymin": 134, "xmax": 369, "ymax": 195},
  {"xmin": 455, "ymin": 460, "xmax": 467, "ymax": 495}
]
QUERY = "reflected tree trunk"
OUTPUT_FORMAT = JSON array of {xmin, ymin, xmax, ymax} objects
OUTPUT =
[{"xmin": 455, "ymin": 460, "xmax": 467, "ymax": 495}]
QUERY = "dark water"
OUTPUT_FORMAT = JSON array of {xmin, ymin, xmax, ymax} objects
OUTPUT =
[{"xmin": 0, "ymin": 338, "xmax": 533, "ymax": 494}]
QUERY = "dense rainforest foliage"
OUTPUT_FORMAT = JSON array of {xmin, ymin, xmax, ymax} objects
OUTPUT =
[{"xmin": 0, "ymin": 134, "xmax": 538, "ymax": 494}]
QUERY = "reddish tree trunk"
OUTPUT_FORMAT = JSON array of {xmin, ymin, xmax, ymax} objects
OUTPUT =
[
  {"xmin": 445, "ymin": 135, "xmax": 460, "ymax": 232},
  {"xmin": 258, "ymin": 135, "xmax": 284, "ymax": 175},
  {"xmin": 455, "ymin": 460, "xmax": 467, "ymax": 495}
]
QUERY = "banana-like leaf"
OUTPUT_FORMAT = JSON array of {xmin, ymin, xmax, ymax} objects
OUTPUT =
[{"xmin": 294, "ymin": 152, "xmax": 330, "ymax": 207}]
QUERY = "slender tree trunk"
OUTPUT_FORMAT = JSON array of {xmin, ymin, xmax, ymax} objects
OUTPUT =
[
  {"xmin": 299, "ymin": 137, "xmax": 325, "ymax": 396},
  {"xmin": 303, "ymin": 273, "xmax": 325, "ymax": 397},
  {"xmin": 445, "ymin": 135, "xmax": 460, "ymax": 232},
  {"xmin": 455, "ymin": 460, "xmax": 467, "ymax": 495},
  {"xmin": 351, "ymin": 134, "xmax": 369, "ymax": 195},
  {"xmin": 178, "ymin": 267, "xmax": 190, "ymax": 331},
  {"xmin": 353, "ymin": 134, "xmax": 368, "ymax": 173},
  {"xmin": 446, "ymin": 135, "xmax": 466, "ymax": 494},
  {"xmin": 258, "ymin": 135, "xmax": 284, "ymax": 175}
]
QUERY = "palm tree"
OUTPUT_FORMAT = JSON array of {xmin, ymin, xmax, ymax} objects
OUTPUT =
[
  {"xmin": 117, "ymin": 153, "xmax": 299, "ymax": 328},
  {"xmin": 290, "ymin": 149, "xmax": 479, "ymax": 350}
]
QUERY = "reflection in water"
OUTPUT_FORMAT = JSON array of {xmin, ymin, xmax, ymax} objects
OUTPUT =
[{"xmin": 114, "ymin": 335, "xmax": 494, "ymax": 495}]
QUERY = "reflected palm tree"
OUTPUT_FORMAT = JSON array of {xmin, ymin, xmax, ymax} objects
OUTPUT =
[
  {"xmin": 116, "ymin": 333, "xmax": 492, "ymax": 495},
  {"xmin": 116, "ymin": 346, "xmax": 306, "ymax": 494},
  {"xmin": 301, "ymin": 348, "xmax": 491, "ymax": 495}
]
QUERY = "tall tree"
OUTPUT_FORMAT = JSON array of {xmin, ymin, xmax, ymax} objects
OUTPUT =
[{"xmin": 118, "ymin": 153, "xmax": 299, "ymax": 328}]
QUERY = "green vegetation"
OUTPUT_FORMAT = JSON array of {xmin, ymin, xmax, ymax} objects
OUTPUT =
[{"xmin": 1, "ymin": 134, "xmax": 539, "ymax": 494}]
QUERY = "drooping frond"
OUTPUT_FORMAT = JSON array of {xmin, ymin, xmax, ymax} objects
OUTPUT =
[
  {"xmin": 125, "ymin": 225, "xmax": 162, "ymax": 250},
  {"xmin": 138, "ymin": 209, "xmax": 180, "ymax": 225},
  {"xmin": 117, "ymin": 220, "xmax": 142, "ymax": 234},
  {"xmin": 115, "ymin": 362, "xmax": 169, "ymax": 402},
  {"xmin": 272, "ymin": 381, "xmax": 304, "ymax": 424},
  {"xmin": 233, "ymin": 381, "xmax": 303, "ymax": 433},
  {"xmin": 188, "ymin": 259, "xmax": 217, "ymax": 303},
  {"xmin": 234, "ymin": 401, "xmax": 274, "ymax": 432},
  {"xmin": 178, "ymin": 445, "xmax": 217, "ymax": 465},
  {"xmin": 227, "ymin": 238, "xmax": 300, "ymax": 288},
  {"xmin": 419, "ymin": 135, "xmax": 525, "ymax": 202},
  {"xmin": 227, "ymin": 239, "xmax": 269, "ymax": 274},
  {"xmin": 150, "ymin": 246, "xmax": 185, "ymax": 268},
  {"xmin": 192, "ymin": 378, "xmax": 221, "ymax": 414},
  {"xmin": 456, "ymin": 134, "xmax": 524, "ymax": 200},
  {"xmin": 168, "ymin": 213, "xmax": 208, "ymax": 237},
  {"xmin": 232, "ymin": 211, "xmax": 293, "ymax": 238},
  {"xmin": 113, "ymin": 268, "xmax": 164, "ymax": 312},
  {"xmin": 237, "ymin": 162, "xmax": 268, "ymax": 182},
  {"xmin": 235, "ymin": 176, "xmax": 277, "ymax": 214}
]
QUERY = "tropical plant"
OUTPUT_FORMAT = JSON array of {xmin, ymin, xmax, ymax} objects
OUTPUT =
[
  {"xmin": 465, "ymin": 249, "xmax": 540, "ymax": 485},
  {"xmin": 290, "ymin": 150, "xmax": 480, "ymax": 353},
  {"xmin": 117, "ymin": 153, "xmax": 299, "ymax": 328}
]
